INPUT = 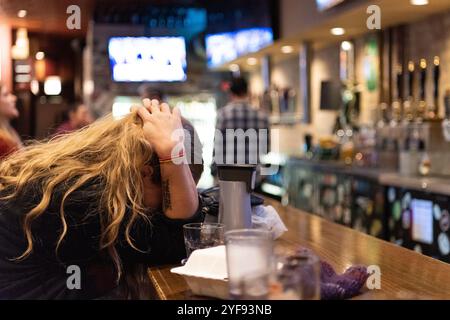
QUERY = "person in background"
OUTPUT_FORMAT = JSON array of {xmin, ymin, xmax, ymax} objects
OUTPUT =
[
  {"xmin": 54, "ymin": 102, "xmax": 93, "ymax": 135},
  {"xmin": 0, "ymin": 83, "xmax": 22, "ymax": 159},
  {"xmin": 137, "ymin": 86, "xmax": 165, "ymax": 103},
  {"xmin": 213, "ymin": 77, "xmax": 270, "ymax": 174},
  {"xmin": 0, "ymin": 101, "xmax": 203, "ymax": 299},
  {"xmin": 138, "ymin": 85, "xmax": 204, "ymax": 184}
]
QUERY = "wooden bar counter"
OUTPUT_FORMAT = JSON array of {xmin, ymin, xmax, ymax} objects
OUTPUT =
[{"xmin": 148, "ymin": 198, "xmax": 450, "ymax": 300}]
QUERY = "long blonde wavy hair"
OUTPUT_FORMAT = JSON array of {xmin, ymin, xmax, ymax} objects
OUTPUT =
[{"xmin": 0, "ymin": 111, "xmax": 153, "ymax": 280}]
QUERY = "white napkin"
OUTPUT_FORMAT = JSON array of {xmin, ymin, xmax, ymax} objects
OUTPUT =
[
  {"xmin": 252, "ymin": 205, "xmax": 288, "ymax": 239},
  {"xmin": 171, "ymin": 245, "xmax": 227, "ymax": 280}
]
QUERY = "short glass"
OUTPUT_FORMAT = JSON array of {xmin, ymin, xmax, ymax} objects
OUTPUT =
[
  {"xmin": 225, "ymin": 229, "xmax": 273, "ymax": 299},
  {"xmin": 269, "ymin": 252, "xmax": 321, "ymax": 300},
  {"xmin": 183, "ymin": 223, "xmax": 225, "ymax": 258}
]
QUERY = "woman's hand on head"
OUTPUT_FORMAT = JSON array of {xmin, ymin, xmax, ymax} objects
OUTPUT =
[
  {"xmin": 136, "ymin": 99, "xmax": 184, "ymax": 159},
  {"xmin": 134, "ymin": 99, "xmax": 198, "ymax": 220}
]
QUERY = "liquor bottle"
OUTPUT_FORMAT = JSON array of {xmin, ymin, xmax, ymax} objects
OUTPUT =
[
  {"xmin": 445, "ymin": 89, "xmax": 450, "ymax": 119},
  {"xmin": 280, "ymin": 89, "xmax": 288, "ymax": 113},
  {"xmin": 262, "ymin": 90, "xmax": 272, "ymax": 114},
  {"xmin": 288, "ymin": 88, "xmax": 297, "ymax": 113}
]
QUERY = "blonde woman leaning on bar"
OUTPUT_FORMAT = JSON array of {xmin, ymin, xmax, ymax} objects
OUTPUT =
[
  {"xmin": 0, "ymin": 100, "xmax": 202, "ymax": 299},
  {"xmin": 0, "ymin": 83, "xmax": 21, "ymax": 158}
]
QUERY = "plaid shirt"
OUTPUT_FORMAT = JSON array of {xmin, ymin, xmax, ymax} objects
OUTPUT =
[{"xmin": 214, "ymin": 101, "xmax": 270, "ymax": 165}]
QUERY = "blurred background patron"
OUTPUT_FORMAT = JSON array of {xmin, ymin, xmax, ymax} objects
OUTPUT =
[
  {"xmin": 0, "ymin": 83, "xmax": 21, "ymax": 158},
  {"xmin": 54, "ymin": 102, "xmax": 93, "ymax": 135}
]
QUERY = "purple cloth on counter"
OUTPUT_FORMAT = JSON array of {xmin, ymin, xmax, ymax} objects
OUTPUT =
[
  {"xmin": 295, "ymin": 248, "xmax": 369, "ymax": 300},
  {"xmin": 320, "ymin": 261, "xmax": 369, "ymax": 300}
]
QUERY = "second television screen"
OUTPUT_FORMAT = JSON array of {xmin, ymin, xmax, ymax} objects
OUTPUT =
[{"xmin": 205, "ymin": 27, "xmax": 273, "ymax": 68}]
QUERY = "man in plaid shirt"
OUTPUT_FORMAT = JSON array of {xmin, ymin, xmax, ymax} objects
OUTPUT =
[{"xmin": 213, "ymin": 77, "xmax": 270, "ymax": 170}]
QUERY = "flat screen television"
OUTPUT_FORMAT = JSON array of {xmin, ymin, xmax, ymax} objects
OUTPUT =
[
  {"xmin": 316, "ymin": 0, "xmax": 345, "ymax": 11},
  {"xmin": 320, "ymin": 80, "xmax": 342, "ymax": 110},
  {"xmin": 108, "ymin": 36, "xmax": 187, "ymax": 82},
  {"xmin": 205, "ymin": 27, "xmax": 273, "ymax": 68}
]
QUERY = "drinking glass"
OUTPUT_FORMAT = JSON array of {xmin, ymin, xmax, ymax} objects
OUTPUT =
[
  {"xmin": 225, "ymin": 229, "xmax": 273, "ymax": 299},
  {"xmin": 183, "ymin": 223, "xmax": 225, "ymax": 258},
  {"xmin": 269, "ymin": 252, "xmax": 321, "ymax": 300}
]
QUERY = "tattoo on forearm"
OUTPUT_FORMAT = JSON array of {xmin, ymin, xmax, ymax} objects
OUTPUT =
[{"xmin": 162, "ymin": 179, "xmax": 172, "ymax": 211}]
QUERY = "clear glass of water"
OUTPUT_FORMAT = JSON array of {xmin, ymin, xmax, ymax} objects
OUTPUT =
[
  {"xmin": 183, "ymin": 223, "xmax": 225, "ymax": 258},
  {"xmin": 225, "ymin": 229, "xmax": 273, "ymax": 299}
]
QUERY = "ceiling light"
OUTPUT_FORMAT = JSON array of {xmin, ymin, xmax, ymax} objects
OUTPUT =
[
  {"xmin": 281, "ymin": 45, "xmax": 294, "ymax": 54},
  {"xmin": 17, "ymin": 10, "xmax": 27, "ymax": 18},
  {"xmin": 247, "ymin": 57, "xmax": 258, "ymax": 66},
  {"xmin": 35, "ymin": 51, "xmax": 45, "ymax": 60},
  {"xmin": 331, "ymin": 27, "xmax": 345, "ymax": 36},
  {"xmin": 11, "ymin": 28, "xmax": 29, "ymax": 60},
  {"xmin": 44, "ymin": 76, "xmax": 62, "ymax": 96},
  {"xmin": 410, "ymin": 0, "xmax": 429, "ymax": 5},
  {"xmin": 341, "ymin": 41, "xmax": 352, "ymax": 51},
  {"xmin": 229, "ymin": 64, "xmax": 240, "ymax": 73}
]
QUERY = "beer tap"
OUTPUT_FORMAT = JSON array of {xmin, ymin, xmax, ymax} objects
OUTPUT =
[
  {"xmin": 403, "ymin": 61, "xmax": 415, "ymax": 122},
  {"xmin": 392, "ymin": 64, "xmax": 403, "ymax": 123},
  {"xmin": 418, "ymin": 58, "xmax": 427, "ymax": 121},
  {"xmin": 429, "ymin": 56, "xmax": 440, "ymax": 120}
]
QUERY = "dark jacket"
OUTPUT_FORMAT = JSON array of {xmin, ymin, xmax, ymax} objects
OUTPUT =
[{"xmin": 0, "ymin": 180, "xmax": 204, "ymax": 299}]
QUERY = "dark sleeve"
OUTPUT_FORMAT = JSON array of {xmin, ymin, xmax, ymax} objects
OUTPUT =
[
  {"xmin": 117, "ymin": 196, "xmax": 205, "ymax": 266},
  {"xmin": 181, "ymin": 117, "xmax": 204, "ymax": 183}
]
